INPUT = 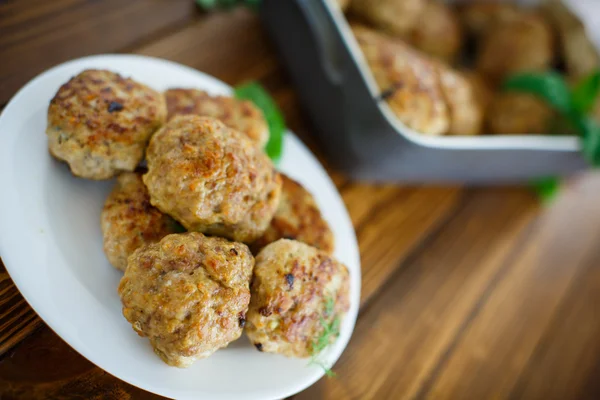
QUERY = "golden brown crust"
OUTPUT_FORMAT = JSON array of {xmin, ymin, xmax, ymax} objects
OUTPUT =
[
  {"xmin": 46, "ymin": 69, "xmax": 166, "ymax": 180},
  {"xmin": 245, "ymin": 239, "xmax": 350, "ymax": 358},
  {"xmin": 541, "ymin": 0, "xmax": 600, "ymax": 79},
  {"xmin": 476, "ymin": 14, "xmax": 554, "ymax": 85},
  {"xmin": 436, "ymin": 65, "xmax": 484, "ymax": 136},
  {"xmin": 118, "ymin": 232, "xmax": 254, "ymax": 368},
  {"xmin": 251, "ymin": 174, "xmax": 334, "ymax": 254},
  {"xmin": 144, "ymin": 115, "xmax": 281, "ymax": 243},
  {"xmin": 487, "ymin": 92, "xmax": 554, "ymax": 135},
  {"xmin": 165, "ymin": 88, "xmax": 268, "ymax": 148},
  {"xmin": 462, "ymin": 70, "xmax": 494, "ymax": 117},
  {"xmin": 350, "ymin": 0, "xmax": 426, "ymax": 36},
  {"xmin": 352, "ymin": 24, "xmax": 450, "ymax": 135},
  {"xmin": 409, "ymin": 1, "xmax": 463, "ymax": 63},
  {"xmin": 101, "ymin": 172, "xmax": 181, "ymax": 272}
]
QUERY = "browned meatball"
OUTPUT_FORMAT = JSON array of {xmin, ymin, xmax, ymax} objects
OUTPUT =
[
  {"xmin": 476, "ymin": 14, "xmax": 554, "ymax": 85},
  {"xmin": 251, "ymin": 174, "xmax": 334, "ymax": 254},
  {"xmin": 350, "ymin": 0, "xmax": 426, "ymax": 36},
  {"xmin": 46, "ymin": 69, "xmax": 166, "ymax": 180},
  {"xmin": 144, "ymin": 115, "xmax": 281, "ymax": 243},
  {"xmin": 409, "ymin": 1, "xmax": 463, "ymax": 63},
  {"xmin": 352, "ymin": 24, "xmax": 450, "ymax": 135},
  {"xmin": 101, "ymin": 172, "xmax": 182, "ymax": 272},
  {"xmin": 487, "ymin": 92, "xmax": 554, "ymax": 135},
  {"xmin": 462, "ymin": 70, "xmax": 494, "ymax": 117},
  {"xmin": 118, "ymin": 232, "xmax": 254, "ymax": 368},
  {"xmin": 459, "ymin": 2, "xmax": 522, "ymax": 39},
  {"xmin": 245, "ymin": 239, "xmax": 351, "ymax": 358},
  {"xmin": 436, "ymin": 65, "xmax": 485, "ymax": 135},
  {"xmin": 165, "ymin": 88, "xmax": 268, "ymax": 148},
  {"xmin": 542, "ymin": 0, "xmax": 600, "ymax": 79}
]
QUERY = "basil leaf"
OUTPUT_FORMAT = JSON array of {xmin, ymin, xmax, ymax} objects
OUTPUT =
[
  {"xmin": 235, "ymin": 82, "xmax": 285, "ymax": 162},
  {"xmin": 530, "ymin": 177, "xmax": 560, "ymax": 204},
  {"xmin": 571, "ymin": 70, "xmax": 600, "ymax": 114},
  {"xmin": 503, "ymin": 72, "xmax": 572, "ymax": 114}
]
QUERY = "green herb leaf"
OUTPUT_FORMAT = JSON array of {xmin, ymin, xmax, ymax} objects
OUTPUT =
[
  {"xmin": 308, "ymin": 359, "xmax": 337, "ymax": 378},
  {"xmin": 307, "ymin": 296, "xmax": 341, "ymax": 378},
  {"xmin": 235, "ymin": 82, "xmax": 285, "ymax": 162},
  {"xmin": 530, "ymin": 177, "xmax": 561, "ymax": 204},
  {"xmin": 503, "ymin": 72, "xmax": 572, "ymax": 114},
  {"xmin": 571, "ymin": 70, "xmax": 600, "ymax": 114},
  {"xmin": 576, "ymin": 116, "xmax": 600, "ymax": 166},
  {"xmin": 324, "ymin": 296, "xmax": 335, "ymax": 316}
]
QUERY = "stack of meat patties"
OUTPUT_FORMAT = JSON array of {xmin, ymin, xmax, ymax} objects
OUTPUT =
[{"xmin": 46, "ymin": 69, "xmax": 351, "ymax": 368}]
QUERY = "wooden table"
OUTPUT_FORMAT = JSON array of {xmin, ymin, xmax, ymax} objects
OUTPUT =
[{"xmin": 2, "ymin": 2, "xmax": 600, "ymax": 399}]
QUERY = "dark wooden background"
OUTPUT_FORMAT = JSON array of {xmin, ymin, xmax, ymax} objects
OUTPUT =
[{"xmin": 2, "ymin": 1, "xmax": 600, "ymax": 399}]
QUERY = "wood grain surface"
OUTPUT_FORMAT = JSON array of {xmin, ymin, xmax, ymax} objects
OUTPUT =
[
  {"xmin": 0, "ymin": 262, "xmax": 41, "ymax": 357},
  {"xmin": 1, "ymin": 2, "xmax": 600, "ymax": 400},
  {"xmin": 0, "ymin": 0, "xmax": 197, "ymax": 104}
]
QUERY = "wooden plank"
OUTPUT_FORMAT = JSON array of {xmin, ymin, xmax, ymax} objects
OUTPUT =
[
  {"xmin": 346, "ymin": 185, "xmax": 462, "ymax": 306},
  {"xmin": 0, "ymin": 0, "xmax": 197, "ymax": 104},
  {"xmin": 296, "ymin": 188, "xmax": 539, "ymax": 399},
  {"xmin": 510, "ymin": 251, "xmax": 600, "ymax": 400},
  {"xmin": 421, "ymin": 174, "xmax": 600, "ymax": 400},
  {"xmin": 0, "ymin": 261, "xmax": 41, "ymax": 356},
  {"xmin": 135, "ymin": 7, "xmax": 277, "ymax": 87},
  {"xmin": 0, "ymin": 327, "xmax": 161, "ymax": 399}
]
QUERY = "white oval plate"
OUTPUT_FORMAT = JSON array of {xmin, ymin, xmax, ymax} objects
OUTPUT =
[{"xmin": 0, "ymin": 55, "xmax": 361, "ymax": 400}]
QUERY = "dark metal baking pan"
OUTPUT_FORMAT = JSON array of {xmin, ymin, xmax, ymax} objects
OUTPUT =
[{"xmin": 260, "ymin": 0, "xmax": 587, "ymax": 183}]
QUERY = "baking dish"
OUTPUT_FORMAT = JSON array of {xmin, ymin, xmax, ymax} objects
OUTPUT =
[{"xmin": 260, "ymin": 0, "xmax": 595, "ymax": 182}]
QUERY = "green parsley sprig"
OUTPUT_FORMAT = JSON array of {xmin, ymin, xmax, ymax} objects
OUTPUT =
[
  {"xmin": 308, "ymin": 297, "xmax": 341, "ymax": 378},
  {"xmin": 503, "ymin": 70, "xmax": 600, "ymax": 202},
  {"xmin": 529, "ymin": 177, "xmax": 561, "ymax": 205},
  {"xmin": 235, "ymin": 81, "xmax": 286, "ymax": 162}
]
